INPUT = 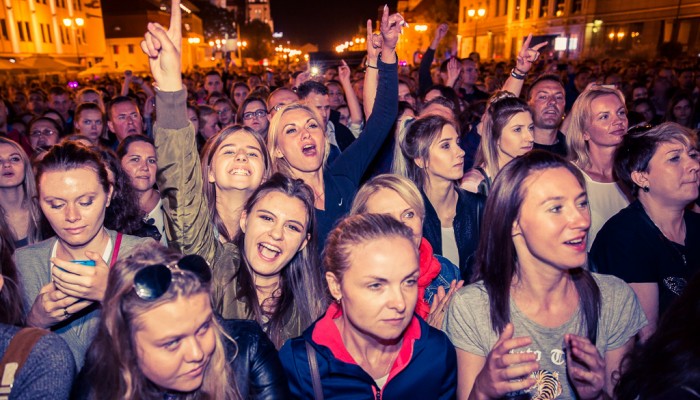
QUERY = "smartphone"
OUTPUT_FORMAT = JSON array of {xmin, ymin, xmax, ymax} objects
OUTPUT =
[{"xmin": 71, "ymin": 260, "xmax": 96, "ymax": 267}]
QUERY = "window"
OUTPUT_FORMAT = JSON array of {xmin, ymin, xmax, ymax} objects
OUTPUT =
[
  {"xmin": 555, "ymin": 0, "xmax": 565, "ymax": 16},
  {"xmin": 462, "ymin": 6, "xmax": 467, "ymax": 23},
  {"xmin": 495, "ymin": 0, "xmax": 500, "ymax": 16},
  {"xmin": 526, "ymin": 0, "xmax": 533, "ymax": 18},
  {"xmin": 60, "ymin": 26, "xmax": 66, "ymax": 44},
  {"xmin": 64, "ymin": 27, "xmax": 70, "ymax": 44},
  {"xmin": 128, "ymin": 44, "xmax": 134, "ymax": 53},
  {"xmin": 540, "ymin": 0, "xmax": 549, "ymax": 17},
  {"xmin": 47, "ymin": 25, "xmax": 52, "ymax": 43},
  {"xmin": 41, "ymin": 24, "xmax": 46, "ymax": 43},
  {"xmin": 17, "ymin": 22, "xmax": 24, "ymax": 42},
  {"xmin": 571, "ymin": 0, "xmax": 582, "ymax": 14},
  {"xmin": 113, "ymin": 45, "xmax": 119, "ymax": 54},
  {"xmin": 0, "ymin": 20, "xmax": 8, "ymax": 41},
  {"xmin": 25, "ymin": 22, "xmax": 31, "ymax": 41}
]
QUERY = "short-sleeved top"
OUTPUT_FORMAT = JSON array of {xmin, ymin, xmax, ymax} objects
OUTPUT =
[
  {"xmin": 591, "ymin": 200, "xmax": 700, "ymax": 318},
  {"xmin": 580, "ymin": 169, "xmax": 630, "ymax": 250},
  {"xmin": 444, "ymin": 274, "xmax": 646, "ymax": 400}
]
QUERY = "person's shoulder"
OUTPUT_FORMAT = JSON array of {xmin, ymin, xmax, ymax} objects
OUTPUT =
[
  {"xmin": 592, "ymin": 272, "xmax": 635, "ymax": 297},
  {"xmin": 460, "ymin": 169, "xmax": 485, "ymax": 193},
  {"xmin": 455, "ymin": 186, "xmax": 485, "ymax": 204},
  {"xmin": 15, "ymin": 236, "xmax": 56, "ymax": 259},
  {"xmin": 452, "ymin": 280, "xmax": 489, "ymax": 304},
  {"xmin": 596, "ymin": 202, "xmax": 645, "ymax": 236},
  {"xmin": 29, "ymin": 329, "xmax": 75, "ymax": 365},
  {"xmin": 221, "ymin": 318, "xmax": 266, "ymax": 341}
]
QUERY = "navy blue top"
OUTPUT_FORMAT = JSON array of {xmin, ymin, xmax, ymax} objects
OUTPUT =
[{"xmin": 315, "ymin": 58, "xmax": 398, "ymax": 252}]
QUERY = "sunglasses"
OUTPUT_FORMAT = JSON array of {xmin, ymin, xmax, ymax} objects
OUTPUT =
[{"xmin": 133, "ymin": 254, "xmax": 212, "ymax": 301}]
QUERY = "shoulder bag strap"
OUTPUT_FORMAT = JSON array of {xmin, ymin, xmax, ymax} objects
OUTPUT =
[
  {"xmin": 305, "ymin": 341, "xmax": 324, "ymax": 400},
  {"xmin": 109, "ymin": 232, "xmax": 123, "ymax": 268},
  {"xmin": 0, "ymin": 328, "xmax": 50, "ymax": 399}
]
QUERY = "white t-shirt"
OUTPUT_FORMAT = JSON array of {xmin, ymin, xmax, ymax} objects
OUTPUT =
[
  {"xmin": 441, "ymin": 226, "xmax": 460, "ymax": 267},
  {"xmin": 580, "ymin": 169, "xmax": 629, "ymax": 250}
]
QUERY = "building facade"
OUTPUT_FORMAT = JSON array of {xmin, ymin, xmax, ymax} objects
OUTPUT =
[
  {"xmin": 0, "ymin": 0, "xmax": 106, "ymax": 66},
  {"xmin": 458, "ymin": 0, "xmax": 700, "ymax": 60}
]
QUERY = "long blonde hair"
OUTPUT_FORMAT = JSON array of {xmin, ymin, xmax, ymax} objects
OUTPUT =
[
  {"xmin": 565, "ymin": 86, "xmax": 626, "ymax": 169},
  {"xmin": 83, "ymin": 243, "xmax": 241, "ymax": 400},
  {"xmin": 266, "ymin": 103, "xmax": 330, "ymax": 177}
]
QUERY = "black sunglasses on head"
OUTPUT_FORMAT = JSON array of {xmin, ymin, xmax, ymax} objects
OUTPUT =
[{"xmin": 133, "ymin": 254, "xmax": 212, "ymax": 301}]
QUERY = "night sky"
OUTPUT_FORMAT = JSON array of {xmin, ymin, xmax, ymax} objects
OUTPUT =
[{"xmin": 270, "ymin": 0, "xmax": 398, "ymax": 51}]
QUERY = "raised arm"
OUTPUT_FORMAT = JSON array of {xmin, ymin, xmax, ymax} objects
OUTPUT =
[
  {"xmin": 501, "ymin": 34, "xmax": 547, "ymax": 96},
  {"xmin": 419, "ymin": 23, "xmax": 447, "ymax": 96},
  {"xmin": 337, "ymin": 60, "xmax": 363, "ymax": 129},
  {"xmin": 362, "ymin": 18, "xmax": 381, "ymax": 119},
  {"xmin": 142, "ymin": 0, "xmax": 218, "ymax": 262}
]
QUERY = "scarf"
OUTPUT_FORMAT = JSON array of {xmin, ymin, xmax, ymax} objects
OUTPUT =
[{"xmin": 416, "ymin": 238, "xmax": 442, "ymax": 319}]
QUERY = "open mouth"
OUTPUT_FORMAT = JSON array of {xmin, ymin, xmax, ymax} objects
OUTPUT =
[
  {"xmin": 564, "ymin": 237, "xmax": 586, "ymax": 250},
  {"xmin": 302, "ymin": 144, "xmax": 317, "ymax": 156},
  {"xmin": 258, "ymin": 243, "xmax": 281, "ymax": 261}
]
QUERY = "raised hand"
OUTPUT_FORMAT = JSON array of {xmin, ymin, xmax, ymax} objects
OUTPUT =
[
  {"xmin": 566, "ymin": 334, "xmax": 607, "ymax": 400},
  {"xmin": 338, "ymin": 60, "xmax": 351, "ymax": 84},
  {"xmin": 379, "ymin": 5, "xmax": 406, "ymax": 54},
  {"xmin": 471, "ymin": 323, "xmax": 540, "ymax": 399},
  {"xmin": 446, "ymin": 57, "xmax": 462, "ymax": 87},
  {"xmin": 50, "ymin": 251, "xmax": 110, "ymax": 302},
  {"xmin": 26, "ymin": 282, "xmax": 91, "ymax": 329},
  {"xmin": 431, "ymin": 23, "xmax": 449, "ymax": 49},
  {"xmin": 515, "ymin": 34, "xmax": 547, "ymax": 75},
  {"xmin": 426, "ymin": 279, "xmax": 464, "ymax": 329},
  {"xmin": 140, "ymin": 0, "xmax": 182, "ymax": 91},
  {"xmin": 366, "ymin": 19, "xmax": 382, "ymax": 63}
]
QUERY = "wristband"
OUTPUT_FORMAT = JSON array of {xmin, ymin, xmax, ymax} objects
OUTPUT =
[
  {"xmin": 510, "ymin": 68, "xmax": 526, "ymax": 80},
  {"xmin": 365, "ymin": 59, "xmax": 378, "ymax": 69}
]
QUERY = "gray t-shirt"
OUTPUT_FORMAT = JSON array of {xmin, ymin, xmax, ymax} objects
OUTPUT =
[{"xmin": 444, "ymin": 273, "xmax": 647, "ymax": 400}]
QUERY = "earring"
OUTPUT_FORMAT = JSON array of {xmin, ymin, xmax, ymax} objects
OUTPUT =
[
  {"xmin": 335, "ymin": 297, "xmax": 342, "ymax": 304},
  {"xmin": 642, "ymin": 186, "xmax": 650, "ymax": 193}
]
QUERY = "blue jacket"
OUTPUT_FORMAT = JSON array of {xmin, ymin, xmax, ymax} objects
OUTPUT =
[{"xmin": 279, "ymin": 303, "xmax": 457, "ymax": 399}]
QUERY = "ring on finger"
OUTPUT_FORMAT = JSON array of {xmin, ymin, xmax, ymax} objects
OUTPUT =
[{"xmin": 63, "ymin": 308, "xmax": 70, "ymax": 318}]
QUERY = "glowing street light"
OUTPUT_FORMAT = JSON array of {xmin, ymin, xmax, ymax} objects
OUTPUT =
[
  {"xmin": 467, "ymin": 8, "xmax": 486, "ymax": 53},
  {"xmin": 63, "ymin": 17, "xmax": 85, "ymax": 63}
]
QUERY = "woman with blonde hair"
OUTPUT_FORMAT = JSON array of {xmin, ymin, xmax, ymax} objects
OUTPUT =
[
  {"xmin": 0, "ymin": 137, "xmax": 44, "ymax": 248},
  {"xmin": 350, "ymin": 174, "xmax": 462, "ymax": 328},
  {"xmin": 76, "ymin": 242, "xmax": 289, "ymax": 399},
  {"xmin": 266, "ymin": 6, "xmax": 402, "ymax": 251},
  {"xmin": 564, "ymin": 85, "xmax": 631, "ymax": 248}
]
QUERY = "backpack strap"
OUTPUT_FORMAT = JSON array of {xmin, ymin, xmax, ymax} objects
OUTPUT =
[
  {"xmin": 305, "ymin": 341, "xmax": 324, "ymax": 400},
  {"xmin": 0, "ymin": 328, "xmax": 49, "ymax": 399}
]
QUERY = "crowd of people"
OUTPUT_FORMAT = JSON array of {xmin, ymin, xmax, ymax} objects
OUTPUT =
[{"xmin": 1, "ymin": 1, "xmax": 699, "ymax": 399}]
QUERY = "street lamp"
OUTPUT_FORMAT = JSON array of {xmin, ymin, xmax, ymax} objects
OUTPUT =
[
  {"xmin": 467, "ymin": 8, "xmax": 486, "ymax": 55},
  {"xmin": 63, "ymin": 17, "xmax": 85, "ymax": 64}
]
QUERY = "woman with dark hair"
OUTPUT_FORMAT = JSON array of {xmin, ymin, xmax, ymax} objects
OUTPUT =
[
  {"xmin": 0, "ymin": 205, "xmax": 76, "ymax": 399},
  {"xmin": 237, "ymin": 96, "xmax": 269, "ymax": 138},
  {"xmin": 73, "ymin": 102, "xmax": 107, "ymax": 146},
  {"xmin": 76, "ymin": 242, "xmax": 289, "ymax": 400},
  {"xmin": 117, "ymin": 135, "xmax": 167, "ymax": 245},
  {"xmin": 27, "ymin": 116, "xmax": 62, "ymax": 152},
  {"xmin": 96, "ymin": 146, "xmax": 154, "ymax": 239},
  {"xmin": 444, "ymin": 150, "xmax": 646, "ymax": 399},
  {"xmin": 15, "ymin": 141, "xmax": 145, "ymax": 368},
  {"xmin": 665, "ymin": 91, "xmax": 694, "ymax": 129},
  {"xmin": 145, "ymin": 4, "xmax": 323, "ymax": 348},
  {"xmin": 614, "ymin": 271, "xmax": 700, "ymax": 399},
  {"xmin": 0, "ymin": 137, "xmax": 45, "ymax": 247},
  {"xmin": 591, "ymin": 122, "xmax": 700, "ymax": 341},
  {"xmin": 401, "ymin": 114, "xmax": 484, "ymax": 280},
  {"xmin": 280, "ymin": 213, "xmax": 457, "ymax": 399},
  {"xmin": 565, "ymin": 85, "xmax": 632, "ymax": 249},
  {"xmin": 461, "ymin": 91, "xmax": 534, "ymax": 196}
]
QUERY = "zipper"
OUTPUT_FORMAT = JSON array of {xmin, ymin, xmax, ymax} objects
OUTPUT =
[{"xmin": 375, "ymin": 386, "xmax": 381, "ymax": 400}]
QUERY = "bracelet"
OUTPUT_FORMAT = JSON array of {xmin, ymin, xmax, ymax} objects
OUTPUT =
[
  {"xmin": 365, "ymin": 61, "xmax": 378, "ymax": 70},
  {"xmin": 510, "ymin": 68, "xmax": 527, "ymax": 80}
]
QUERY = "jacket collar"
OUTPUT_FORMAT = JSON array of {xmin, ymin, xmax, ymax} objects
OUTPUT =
[{"xmin": 310, "ymin": 302, "xmax": 422, "ymax": 379}]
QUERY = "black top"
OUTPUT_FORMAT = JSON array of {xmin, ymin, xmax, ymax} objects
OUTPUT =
[
  {"xmin": 532, "ymin": 130, "xmax": 568, "ymax": 158},
  {"xmin": 421, "ymin": 188, "xmax": 485, "ymax": 281},
  {"xmin": 590, "ymin": 200, "xmax": 700, "ymax": 318}
]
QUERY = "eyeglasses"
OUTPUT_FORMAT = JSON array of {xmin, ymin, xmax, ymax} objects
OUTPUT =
[
  {"xmin": 133, "ymin": 254, "xmax": 212, "ymax": 301},
  {"xmin": 29, "ymin": 129, "xmax": 57, "ymax": 138},
  {"xmin": 268, "ymin": 103, "xmax": 286, "ymax": 113},
  {"xmin": 627, "ymin": 123, "xmax": 654, "ymax": 135},
  {"xmin": 242, "ymin": 109, "xmax": 267, "ymax": 120}
]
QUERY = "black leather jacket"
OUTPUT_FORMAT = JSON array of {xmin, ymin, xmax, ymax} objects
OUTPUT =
[
  {"xmin": 222, "ymin": 319, "xmax": 290, "ymax": 399},
  {"xmin": 71, "ymin": 319, "xmax": 289, "ymax": 399}
]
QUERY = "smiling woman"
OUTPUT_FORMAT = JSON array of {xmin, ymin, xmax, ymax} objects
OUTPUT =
[{"xmin": 15, "ymin": 141, "xmax": 146, "ymax": 368}]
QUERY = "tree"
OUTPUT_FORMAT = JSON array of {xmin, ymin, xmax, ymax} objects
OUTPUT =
[
  {"xmin": 241, "ymin": 20, "xmax": 274, "ymax": 61},
  {"xmin": 192, "ymin": 0, "xmax": 237, "ymax": 41}
]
